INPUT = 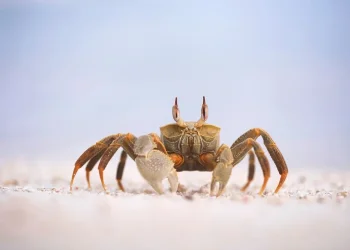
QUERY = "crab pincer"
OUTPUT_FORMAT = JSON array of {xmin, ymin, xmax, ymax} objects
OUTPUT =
[
  {"xmin": 134, "ymin": 135, "xmax": 179, "ymax": 194},
  {"xmin": 210, "ymin": 145, "xmax": 234, "ymax": 197}
]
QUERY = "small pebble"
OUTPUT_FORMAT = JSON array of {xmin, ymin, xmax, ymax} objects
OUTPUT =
[
  {"xmin": 317, "ymin": 197, "xmax": 326, "ymax": 204},
  {"xmin": 337, "ymin": 191, "xmax": 348, "ymax": 198},
  {"xmin": 183, "ymin": 194, "xmax": 194, "ymax": 201},
  {"xmin": 3, "ymin": 179, "xmax": 19, "ymax": 186},
  {"xmin": 298, "ymin": 176, "xmax": 306, "ymax": 184}
]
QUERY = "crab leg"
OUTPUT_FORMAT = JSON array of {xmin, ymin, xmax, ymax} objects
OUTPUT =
[
  {"xmin": 70, "ymin": 133, "xmax": 138, "ymax": 192},
  {"xmin": 210, "ymin": 144, "xmax": 234, "ymax": 197},
  {"xmin": 86, "ymin": 149, "xmax": 129, "ymax": 191},
  {"xmin": 231, "ymin": 138, "xmax": 271, "ymax": 195},
  {"xmin": 116, "ymin": 150, "xmax": 128, "ymax": 192},
  {"xmin": 98, "ymin": 133, "xmax": 137, "ymax": 193},
  {"xmin": 98, "ymin": 140, "xmax": 122, "ymax": 193},
  {"xmin": 70, "ymin": 135, "xmax": 118, "ymax": 191},
  {"xmin": 230, "ymin": 128, "xmax": 288, "ymax": 193},
  {"xmin": 113, "ymin": 133, "xmax": 138, "ymax": 191},
  {"xmin": 240, "ymin": 150, "xmax": 256, "ymax": 192},
  {"xmin": 85, "ymin": 149, "xmax": 107, "ymax": 189}
]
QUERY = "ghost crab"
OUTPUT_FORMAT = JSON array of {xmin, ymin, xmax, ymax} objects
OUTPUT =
[{"xmin": 70, "ymin": 97, "xmax": 288, "ymax": 196}]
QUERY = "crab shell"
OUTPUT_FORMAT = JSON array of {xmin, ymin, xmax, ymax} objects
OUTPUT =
[{"xmin": 160, "ymin": 122, "xmax": 221, "ymax": 171}]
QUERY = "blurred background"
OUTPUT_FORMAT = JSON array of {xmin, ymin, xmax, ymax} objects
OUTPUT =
[{"xmin": 0, "ymin": 0, "xmax": 349, "ymax": 174}]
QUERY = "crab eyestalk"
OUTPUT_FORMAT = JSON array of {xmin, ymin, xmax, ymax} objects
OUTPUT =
[
  {"xmin": 195, "ymin": 96, "xmax": 208, "ymax": 128},
  {"xmin": 172, "ymin": 97, "xmax": 186, "ymax": 127}
]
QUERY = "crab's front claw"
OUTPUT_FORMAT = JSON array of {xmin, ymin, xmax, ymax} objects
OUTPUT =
[
  {"xmin": 210, "ymin": 163, "xmax": 234, "ymax": 197},
  {"xmin": 210, "ymin": 145, "xmax": 234, "ymax": 197},
  {"xmin": 134, "ymin": 135, "xmax": 178, "ymax": 194}
]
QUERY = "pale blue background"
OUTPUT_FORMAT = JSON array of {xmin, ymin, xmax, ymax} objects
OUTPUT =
[{"xmin": 1, "ymin": 0, "xmax": 349, "ymax": 170}]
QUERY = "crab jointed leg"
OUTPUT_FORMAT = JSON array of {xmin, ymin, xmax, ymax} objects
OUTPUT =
[
  {"xmin": 116, "ymin": 150, "xmax": 128, "ymax": 192},
  {"xmin": 85, "ymin": 149, "xmax": 106, "ymax": 189},
  {"xmin": 70, "ymin": 135, "xmax": 116, "ymax": 191},
  {"xmin": 70, "ymin": 133, "xmax": 137, "ymax": 192},
  {"xmin": 230, "ymin": 128, "xmax": 288, "ymax": 194},
  {"xmin": 98, "ymin": 133, "xmax": 139, "ymax": 192},
  {"xmin": 134, "ymin": 135, "xmax": 178, "ymax": 194},
  {"xmin": 231, "ymin": 138, "xmax": 270, "ymax": 195},
  {"xmin": 210, "ymin": 144, "xmax": 234, "ymax": 197},
  {"xmin": 240, "ymin": 150, "xmax": 255, "ymax": 192}
]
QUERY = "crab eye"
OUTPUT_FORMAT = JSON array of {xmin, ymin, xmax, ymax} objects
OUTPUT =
[
  {"xmin": 202, "ymin": 105, "xmax": 208, "ymax": 120},
  {"xmin": 172, "ymin": 97, "xmax": 181, "ymax": 122},
  {"xmin": 201, "ymin": 97, "xmax": 208, "ymax": 121},
  {"xmin": 172, "ymin": 106, "xmax": 180, "ymax": 121}
]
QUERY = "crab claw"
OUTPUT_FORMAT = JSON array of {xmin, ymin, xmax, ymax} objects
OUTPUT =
[
  {"xmin": 210, "ymin": 145, "xmax": 234, "ymax": 197},
  {"xmin": 134, "ymin": 135, "xmax": 178, "ymax": 194},
  {"xmin": 210, "ymin": 163, "xmax": 233, "ymax": 197}
]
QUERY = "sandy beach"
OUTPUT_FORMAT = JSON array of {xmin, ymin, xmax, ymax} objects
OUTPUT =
[{"xmin": 0, "ymin": 161, "xmax": 349, "ymax": 250}]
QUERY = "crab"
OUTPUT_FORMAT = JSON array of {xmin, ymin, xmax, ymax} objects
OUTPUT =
[{"xmin": 70, "ymin": 97, "xmax": 288, "ymax": 197}]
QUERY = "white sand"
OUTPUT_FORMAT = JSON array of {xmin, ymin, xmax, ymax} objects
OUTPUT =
[{"xmin": 0, "ymin": 161, "xmax": 349, "ymax": 250}]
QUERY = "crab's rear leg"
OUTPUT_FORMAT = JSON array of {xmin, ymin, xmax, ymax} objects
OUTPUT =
[
  {"xmin": 97, "ymin": 141, "xmax": 122, "ymax": 193},
  {"xmin": 70, "ymin": 135, "xmax": 119, "ymax": 191},
  {"xmin": 231, "ymin": 138, "xmax": 271, "ymax": 195},
  {"xmin": 85, "ymin": 150, "xmax": 107, "ymax": 189},
  {"xmin": 231, "ymin": 128, "xmax": 288, "ymax": 193},
  {"xmin": 116, "ymin": 150, "xmax": 128, "ymax": 192},
  {"xmin": 70, "ymin": 133, "xmax": 137, "ymax": 192},
  {"xmin": 98, "ymin": 133, "xmax": 137, "ymax": 193},
  {"xmin": 241, "ymin": 150, "xmax": 255, "ymax": 192},
  {"xmin": 209, "ymin": 144, "xmax": 234, "ymax": 197},
  {"xmin": 85, "ymin": 149, "xmax": 128, "ymax": 191}
]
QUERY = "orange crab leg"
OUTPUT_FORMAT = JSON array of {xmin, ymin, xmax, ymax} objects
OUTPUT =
[
  {"xmin": 231, "ymin": 128, "xmax": 288, "ymax": 194},
  {"xmin": 116, "ymin": 150, "xmax": 127, "ymax": 192},
  {"xmin": 70, "ymin": 135, "xmax": 118, "ymax": 191},
  {"xmin": 70, "ymin": 133, "xmax": 138, "ymax": 192},
  {"xmin": 231, "ymin": 138, "xmax": 270, "ymax": 195},
  {"xmin": 98, "ymin": 133, "xmax": 137, "ymax": 192},
  {"xmin": 241, "ymin": 150, "xmax": 255, "ymax": 192},
  {"xmin": 85, "ymin": 149, "xmax": 107, "ymax": 189}
]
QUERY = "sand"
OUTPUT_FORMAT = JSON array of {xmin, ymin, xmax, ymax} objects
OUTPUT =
[{"xmin": 0, "ymin": 161, "xmax": 349, "ymax": 250}]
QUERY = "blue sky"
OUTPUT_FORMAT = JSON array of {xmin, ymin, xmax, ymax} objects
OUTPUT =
[{"xmin": 1, "ymin": 1, "xmax": 349, "ymax": 169}]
